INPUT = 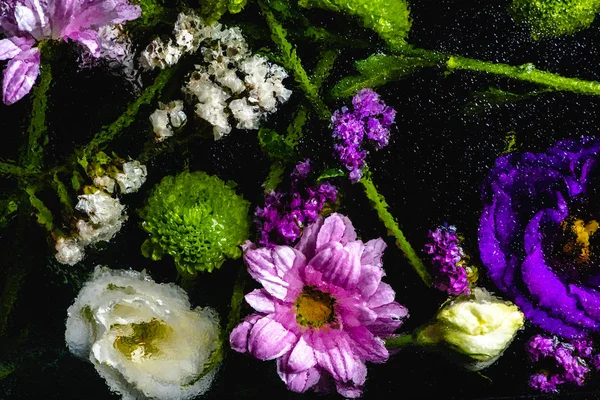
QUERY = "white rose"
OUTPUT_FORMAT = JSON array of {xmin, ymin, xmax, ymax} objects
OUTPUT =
[
  {"xmin": 65, "ymin": 267, "xmax": 221, "ymax": 400},
  {"xmin": 115, "ymin": 161, "xmax": 148, "ymax": 194},
  {"xmin": 417, "ymin": 287, "xmax": 524, "ymax": 370}
]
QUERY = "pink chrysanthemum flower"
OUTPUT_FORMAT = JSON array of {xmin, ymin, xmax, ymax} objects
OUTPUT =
[
  {"xmin": 0, "ymin": 0, "xmax": 141, "ymax": 104},
  {"xmin": 230, "ymin": 213, "xmax": 409, "ymax": 398}
]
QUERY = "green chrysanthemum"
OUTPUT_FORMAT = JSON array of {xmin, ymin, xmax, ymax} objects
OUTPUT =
[
  {"xmin": 510, "ymin": 0, "xmax": 600, "ymax": 39},
  {"xmin": 140, "ymin": 171, "xmax": 250, "ymax": 274}
]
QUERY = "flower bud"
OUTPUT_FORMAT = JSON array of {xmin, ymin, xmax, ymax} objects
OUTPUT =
[{"xmin": 417, "ymin": 287, "xmax": 524, "ymax": 370}]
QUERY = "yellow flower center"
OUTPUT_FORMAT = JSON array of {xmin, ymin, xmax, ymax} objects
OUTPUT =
[
  {"xmin": 295, "ymin": 287, "xmax": 336, "ymax": 328},
  {"xmin": 561, "ymin": 218, "xmax": 599, "ymax": 264},
  {"xmin": 113, "ymin": 318, "xmax": 173, "ymax": 362}
]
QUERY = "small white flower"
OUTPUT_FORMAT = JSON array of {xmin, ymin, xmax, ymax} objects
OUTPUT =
[
  {"xmin": 417, "ymin": 287, "xmax": 524, "ymax": 370},
  {"xmin": 93, "ymin": 175, "xmax": 117, "ymax": 194},
  {"xmin": 65, "ymin": 267, "xmax": 221, "ymax": 400},
  {"xmin": 229, "ymin": 98, "xmax": 261, "ymax": 130},
  {"xmin": 55, "ymin": 237, "xmax": 85, "ymax": 266},
  {"xmin": 115, "ymin": 161, "xmax": 148, "ymax": 194},
  {"xmin": 139, "ymin": 38, "xmax": 182, "ymax": 70},
  {"xmin": 75, "ymin": 191, "xmax": 127, "ymax": 245},
  {"xmin": 149, "ymin": 109, "xmax": 172, "ymax": 142}
]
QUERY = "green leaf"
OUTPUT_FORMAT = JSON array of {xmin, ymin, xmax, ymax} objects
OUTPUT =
[
  {"xmin": 331, "ymin": 54, "xmax": 435, "ymax": 98},
  {"xmin": 258, "ymin": 128, "xmax": 294, "ymax": 160},
  {"xmin": 25, "ymin": 187, "xmax": 53, "ymax": 232},
  {"xmin": 461, "ymin": 87, "xmax": 549, "ymax": 116},
  {"xmin": 318, "ymin": 168, "xmax": 346, "ymax": 181},
  {"xmin": 228, "ymin": 0, "xmax": 248, "ymax": 13},
  {"xmin": 0, "ymin": 199, "xmax": 18, "ymax": 229},
  {"xmin": 298, "ymin": 0, "xmax": 411, "ymax": 50}
]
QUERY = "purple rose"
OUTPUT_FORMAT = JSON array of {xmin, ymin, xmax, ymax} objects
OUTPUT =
[{"xmin": 479, "ymin": 137, "xmax": 600, "ymax": 338}]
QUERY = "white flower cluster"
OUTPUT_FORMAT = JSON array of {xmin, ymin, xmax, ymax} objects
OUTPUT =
[
  {"xmin": 149, "ymin": 100, "xmax": 187, "ymax": 142},
  {"xmin": 55, "ymin": 161, "xmax": 148, "ymax": 266},
  {"xmin": 139, "ymin": 12, "xmax": 292, "ymax": 139},
  {"xmin": 65, "ymin": 267, "xmax": 221, "ymax": 400}
]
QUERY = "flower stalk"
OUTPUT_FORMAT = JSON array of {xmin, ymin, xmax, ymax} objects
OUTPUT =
[{"xmin": 360, "ymin": 168, "xmax": 432, "ymax": 287}]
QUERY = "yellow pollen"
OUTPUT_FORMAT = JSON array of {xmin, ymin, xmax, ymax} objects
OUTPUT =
[
  {"xmin": 562, "ymin": 219, "xmax": 599, "ymax": 264},
  {"xmin": 295, "ymin": 287, "xmax": 335, "ymax": 328}
]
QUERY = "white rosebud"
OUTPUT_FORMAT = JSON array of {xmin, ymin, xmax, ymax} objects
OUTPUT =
[
  {"xmin": 115, "ymin": 161, "xmax": 148, "ymax": 194},
  {"xmin": 55, "ymin": 237, "xmax": 85, "ymax": 266},
  {"xmin": 66, "ymin": 267, "xmax": 221, "ymax": 400},
  {"xmin": 417, "ymin": 287, "xmax": 524, "ymax": 370},
  {"xmin": 149, "ymin": 109, "xmax": 172, "ymax": 142},
  {"xmin": 75, "ymin": 191, "xmax": 127, "ymax": 245}
]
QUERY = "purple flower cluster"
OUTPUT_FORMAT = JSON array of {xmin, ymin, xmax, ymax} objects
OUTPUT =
[
  {"xmin": 526, "ymin": 334, "xmax": 600, "ymax": 392},
  {"xmin": 255, "ymin": 159, "xmax": 338, "ymax": 247},
  {"xmin": 331, "ymin": 88, "xmax": 396, "ymax": 183},
  {"xmin": 424, "ymin": 224, "xmax": 470, "ymax": 296}
]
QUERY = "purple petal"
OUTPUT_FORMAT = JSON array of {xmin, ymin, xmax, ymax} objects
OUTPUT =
[
  {"xmin": 286, "ymin": 334, "xmax": 317, "ymax": 372},
  {"xmin": 308, "ymin": 241, "xmax": 362, "ymax": 290},
  {"xmin": 295, "ymin": 216, "xmax": 323, "ymax": 260},
  {"xmin": 277, "ymin": 353, "xmax": 321, "ymax": 393},
  {"xmin": 230, "ymin": 314, "xmax": 262, "ymax": 353},
  {"xmin": 316, "ymin": 213, "xmax": 357, "ymax": 249},
  {"xmin": 369, "ymin": 302, "xmax": 409, "ymax": 336},
  {"xmin": 335, "ymin": 380, "xmax": 363, "ymax": 398},
  {"xmin": 245, "ymin": 289, "xmax": 276, "ymax": 314},
  {"xmin": 0, "ymin": 37, "xmax": 34, "ymax": 60},
  {"xmin": 313, "ymin": 333, "xmax": 360, "ymax": 383},
  {"xmin": 61, "ymin": 0, "xmax": 141, "ymax": 36},
  {"xmin": 2, "ymin": 47, "xmax": 40, "ymax": 105},
  {"xmin": 336, "ymin": 297, "xmax": 377, "ymax": 327},
  {"xmin": 361, "ymin": 238, "xmax": 386, "ymax": 266},
  {"xmin": 248, "ymin": 314, "xmax": 297, "ymax": 360},
  {"xmin": 357, "ymin": 261, "xmax": 384, "ymax": 299},
  {"xmin": 346, "ymin": 325, "xmax": 388, "ymax": 363},
  {"xmin": 244, "ymin": 244, "xmax": 305, "ymax": 301},
  {"xmin": 14, "ymin": 1, "xmax": 51, "ymax": 39},
  {"xmin": 367, "ymin": 282, "xmax": 396, "ymax": 309},
  {"xmin": 65, "ymin": 29, "xmax": 100, "ymax": 56}
]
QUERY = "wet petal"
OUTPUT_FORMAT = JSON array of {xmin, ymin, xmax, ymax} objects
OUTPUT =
[
  {"xmin": 65, "ymin": 29, "xmax": 100, "ymax": 56},
  {"xmin": 2, "ymin": 47, "xmax": 40, "ymax": 105},
  {"xmin": 313, "ymin": 334, "xmax": 359, "ymax": 382},
  {"xmin": 346, "ymin": 326, "xmax": 388, "ymax": 363},
  {"xmin": 248, "ymin": 314, "xmax": 297, "ymax": 360},
  {"xmin": 309, "ymin": 242, "xmax": 361, "ymax": 290},
  {"xmin": 316, "ymin": 213, "xmax": 356, "ymax": 249},
  {"xmin": 369, "ymin": 302, "xmax": 409, "ymax": 336},
  {"xmin": 277, "ymin": 353, "xmax": 320, "ymax": 393},
  {"xmin": 245, "ymin": 289, "xmax": 275, "ymax": 314},
  {"xmin": 361, "ymin": 238, "xmax": 386, "ymax": 266},
  {"xmin": 367, "ymin": 282, "xmax": 396, "ymax": 309},
  {"xmin": 230, "ymin": 314, "xmax": 262, "ymax": 353},
  {"xmin": 286, "ymin": 334, "xmax": 316, "ymax": 372},
  {"xmin": 0, "ymin": 37, "xmax": 34, "ymax": 60}
]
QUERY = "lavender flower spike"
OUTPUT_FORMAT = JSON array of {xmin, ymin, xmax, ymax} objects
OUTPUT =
[{"xmin": 0, "ymin": 0, "xmax": 141, "ymax": 104}]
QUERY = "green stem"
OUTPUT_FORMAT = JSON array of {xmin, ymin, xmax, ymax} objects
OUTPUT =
[
  {"xmin": 225, "ymin": 265, "xmax": 247, "ymax": 336},
  {"xmin": 264, "ymin": 162, "xmax": 285, "ymax": 192},
  {"xmin": 397, "ymin": 46, "xmax": 600, "ymax": 96},
  {"xmin": 359, "ymin": 169, "xmax": 432, "ymax": 287},
  {"xmin": 259, "ymin": 0, "xmax": 331, "ymax": 120},
  {"xmin": 21, "ymin": 46, "xmax": 52, "ymax": 171},
  {"xmin": 81, "ymin": 67, "xmax": 175, "ymax": 159},
  {"xmin": 385, "ymin": 333, "xmax": 415, "ymax": 350},
  {"xmin": 0, "ymin": 162, "xmax": 27, "ymax": 177}
]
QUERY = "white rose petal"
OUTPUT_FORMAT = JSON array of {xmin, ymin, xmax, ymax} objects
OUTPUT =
[
  {"xmin": 55, "ymin": 237, "xmax": 85, "ymax": 266},
  {"xmin": 115, "ymin": 161, "xmax": 148, "ymax": 194},
  {"xmin": 66, "ymin": 267, "xmax": 221, "ymax": 400}
]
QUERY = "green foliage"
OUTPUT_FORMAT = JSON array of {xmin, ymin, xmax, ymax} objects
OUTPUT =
[
  {"xmin": 461, "ymin": 87, "xmax": 549, "ymax": 116},
  {"xmin": 259, "ymin": 1, "xmax": 331, "ymax": 120},
  {"xmin": 200, "ymin": 0, "xmax": 229, "ymax": 24},
  {"xmin": 25, "ymin": 187, "xmax": 53, "ymax": 232},
  {"xmin": 318, "ymin": 168, "xmax": 345, "ymax": 181},
  {"xmin": 140, "ymin": 171, "xmax": 250, "ymax": 274},
  {"xmin": 298, "ymin": 0, "xmax": 411, "ymax": 50},
  {"xmin": 0, "ymin": 199, "xmax": 18, "ymax": 229},
  {"xmin": 332, "ymin": 54, "xmax": 435, "ymax": 98},
  {"xmin": 129, "ymin": 0, "xmax": 168, "ymax": 31},
  {"xmin": 258, "ymin": 128, "xmax": 294, "ymax": 161},
  {"xmin": 228, "ymin": 0, "xmax": 248, "ymax": 13},
  {"xmin": 510, "ymin": 0, "xmax": 600, "ymax": 39}
]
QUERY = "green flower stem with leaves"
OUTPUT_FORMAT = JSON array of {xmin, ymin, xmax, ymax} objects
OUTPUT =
[
  {"xmin": 360, "ymin": 169, "xmax": 432, "ymax": 287},
  {"xmin": 385, "ymin": 333, "xmax": 415, "ymax": 349}
]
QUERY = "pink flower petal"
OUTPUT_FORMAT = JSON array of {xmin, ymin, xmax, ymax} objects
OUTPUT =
[
  {"xmin": 15, "ymin": 1, "xmax": 50, "ymax": 39},
  {"xmin": 336, "ymin": 297, "xmax": 377, "ymax": 327},
  {"xmin": 313, "ymin": 333, "xmax": 359, "ymax": 382},
  {"xmin": 277, "ymin": 353, "xmax": 321, "ymax": 393},
  {"xmin": 0, "ymin": 37, "xmax": 34, "ymax": 60},
  {"xmin": 2, "ymin": 47, "xmax": 40, "ymax": 105},
  {"xmin": 308, "ymin": 241, "xmax": 362, "ymax": 290},
  {"xmin": 369, "ymin": 302, "xmax": 409, "ymax": 336},
  {"xmin": 361, "ymin": 238, "xmax": 386, "ymax": 266},
  {"xmin": 248, "ymin": 314, "xmax": 297, "ymax": 360},
  {"xmin": 335, "ymin": 380, "xmax": 363, "ymax": 398},
  {"xmin": 245, "ymin": 289, "xmax": 276, "ymax": 314},
  {"xmin": 230, "ymin": 314, "xmax": 262, "ymax": 353},
  {"xmin": 244, "ymin": 245, "xmax": 305, "ymax": 301},
  {"xmin": 358, "ymin": 262, "xmax": 385, "ymax": 299},
  {"xmin": 316, "ymin": 213, "xmax": 357, "ymax": 250},
  {"xmin": 346, "ymin": 326, "xmax": 388, "ymax": 363},
  {"xmin": 286, "ymin": 334, "xmax": 317, "ymax": 372},
  {"xmin": 367, "ymin": 282, "xmax": 396, "ymax": 309},
  {"xmin": 62, "ymin": 0, "xmax": 141, "ymax": 36},
  {"xmin": 295, "ymin": 216, "xmax": 323, "ymax": 259},
  {"xmin": 65, "ymin": 29, "xmax": 101, "ymax": 56}
]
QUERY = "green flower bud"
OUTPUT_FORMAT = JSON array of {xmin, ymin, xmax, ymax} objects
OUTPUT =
[
  {"xmin": 417, "ymin": 287, "xmax": 524, "ymax": 370},
  {"xmin": 139, "ymin": 171, "xmax": 250, "ymax": 274}
]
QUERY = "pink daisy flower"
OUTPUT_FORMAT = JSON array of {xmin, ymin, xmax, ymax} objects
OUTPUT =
[{"xmin": 230, "ymin": 213, "xmax": 409, "ymax": 397}]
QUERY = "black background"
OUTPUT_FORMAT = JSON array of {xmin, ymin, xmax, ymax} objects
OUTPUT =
[{"xmin": 2, "ymin": 0, "xmax": 600, "ymax": 398}]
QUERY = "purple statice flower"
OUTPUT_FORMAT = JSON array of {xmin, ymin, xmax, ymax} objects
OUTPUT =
[
  {"xmin": 526, "ymin": 333, "xmax": 598, "ymax": 392},
  {"xmin": 331, "ymin": 88, "xmax": 396, "ymax": 183},
  {"xmin": 230, "ymin": 213, "xmax": 409, "ymax": 397},
  {"xmin": 424, "ymin": 224, "xmax": 470, "ymax": 296},
  {"xmin": 479, "ymin": 137, "xmax": 600, "ymax": 338},
  {"xmin": 255, "ymin": 159, "xmax": 338, "ymax": 247},
  {"xmin": 0, "ymin": 0, "xmax": 141, "ymax": 104}
]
